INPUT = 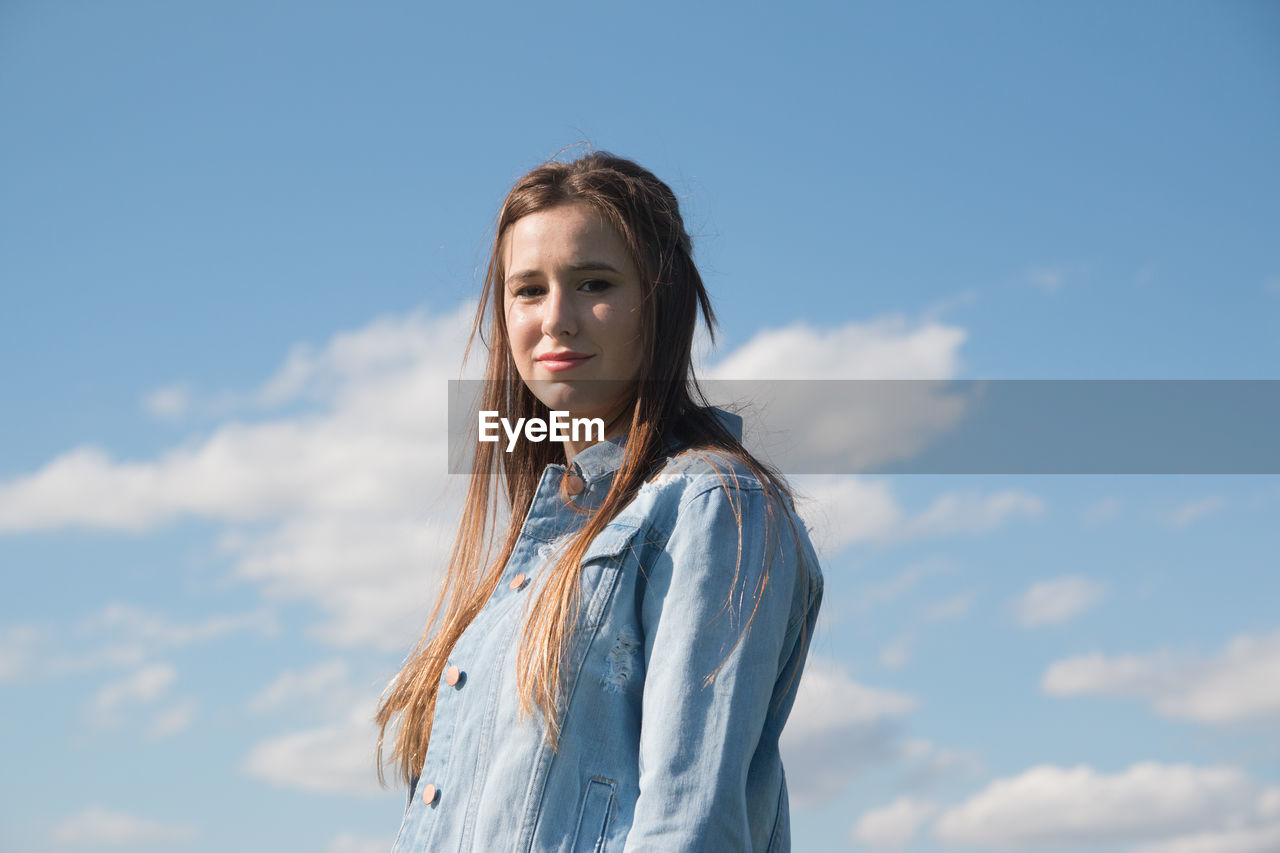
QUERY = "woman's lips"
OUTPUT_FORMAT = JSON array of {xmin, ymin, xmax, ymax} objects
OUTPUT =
[{"xmin": 536, "ymin": 352, "xmax": 594, "ymax": 373}]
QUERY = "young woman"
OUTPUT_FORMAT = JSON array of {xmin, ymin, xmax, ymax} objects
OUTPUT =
[{"xmin": 377, "ymin": 152, "xmax": 824, "ymax": 852}]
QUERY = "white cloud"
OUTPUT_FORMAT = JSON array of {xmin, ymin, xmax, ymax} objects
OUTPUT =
[
  {"xmin": 783, "ymin": 656, "xmax": 917, "ymax": 740},
  {"xmin": 851, "ymin": 797, "xmax": 937, "ymax": 850},
  {"xmin": 327, "ymin": 833, "xmax": 396, "ymax": 853},
  {"xmin": 148, "ymin": 700, "xmax": 197, "ymax": 739},
  {"xmin": 897, "ymin": 738, "xmax": 984, "ymax": 789},
  {"xmin": 879, "ymin": 634, "xmax": 913, "ymax": 670},
  {"xmin": 241, "ymin": 701, "xmax": 384, "ymax": 797},
  {"xmin": 48, "ymin": 643, "xmax": 149, "ymax": 677},
  {"xmin": 1013, "ymin": 575, "xmax": 1106, "ymax": 627},
  {"xmin": 896, "ymin": 490, "xmax": 1043, "ymax": 542},
  {"xmin": 703, "ymin": 316, "xmax": 966, "ymax": 380},
  {"xmin": 84, "ymin": 602, "xmax": 278, "ymax": 646},
  {"xmin": 779, "ymin": 656, "xmax": 917, "ymax": 807},
  {"xmin": 8, "ymin": 604, "xmax": 268, "ymax": 692},
  {"xmin": 0, "ymin": 304, "xmax": 481, "ymax": 653},
  {"xmin": 0, "ymin": 304, "xmax": 474, "ymax": 534},
  {"xmin": 719, "ymin": 378, "xmax": 975, "ymax": 478},
  {"xmin": 923, "ymin": 591, "xmax": 974, "ymax": 622},
  {"xmin": 696, "ymin": 319, "xmax": 1036, "ymax": 556},
  {"xmin": 850, "ymin": 558, "xmax": 956, "ymax": 612},
  {"xmin": 1133, "ymin": 817, "xmax": 1280, "ymax": 853},
  {"xmin": 89, "ymin": 663, "xmax": 176, "ymax": 719},
  {"xmin": 249, "ymin": 659, "xmax": 354, "ymax": 714},
  {"xmin": 51, "ymin": 806, "xmax": 196, "ymax": 845},
  {"xmin": 1042, "ymin": 651, "xmax": 1182, "ymax": 696},
  {"xmin": 920, "ymin": 289, "xmax": 978, "ymax": 321},
  {"xmin": 791, "ymin": 477, "xmax": 1042, "ymax": 551},
  {"xmin": 1026, "ymin": 266, "xmax": 1065, "ymax": 293},
  {"xmin": 1166, "ymin": 496, "xmax": 1226, "ymax": 528},
  {"xmin": 1262, "ymin": 786, "xmax": 1280, "ymax": 818},
  {"xmin": 935, "ymin": 762, "xmax": 1270, "ymax": 848},
  {"xmin": 698, "ymin": 317, "xmax": 986, "ymax": 478},
  {"xmin": 1042, "ymin": 629, "xmax": 1280, "ymax": 724},
  {"xmin": 83, "ymin": 665, "xmax": 195, "ymax": 740},
  {"xmin": 0, "ymin": 306, "xmax": 988, "ymax": 656},
  {"xmin": 142, "ymin": 383, "xmax": 189, "ymax": 419},
  {"xmin": 870, "ymin": 594, "xmax": 972, "ymax": 672},
  {"xmin": 242, "ymin": 661, "xmax": 402, "ymax": 796},
  {"xmin": 1083, "ymin": 496, "xmax": 1121, "ymax": 526},
  {"xmin": 790, "ymin": 476, "xmax": 902, "ymax": 553},
  {"xmin": 0, "ymin": 624, "xmax": 38, "ymax": 681},
  {"xmin": 226, "ymin": 513, "xmax": 451, "ymax": 651}
]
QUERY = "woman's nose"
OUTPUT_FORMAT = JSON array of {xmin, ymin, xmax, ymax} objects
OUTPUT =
[{"xmin": 540, "ymin": 284, "xmax": 578, "ymax": 338}]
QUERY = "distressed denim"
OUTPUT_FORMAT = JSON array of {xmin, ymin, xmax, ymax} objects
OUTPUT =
[{"xmin": 391, "ymin": 411, "xmax": 824, "ymax": 852}]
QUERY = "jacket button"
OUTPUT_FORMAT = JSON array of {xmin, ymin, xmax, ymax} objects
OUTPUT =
[
  {"xmin": 445, "ymin": 665, "xmax": 462, "ymax": 687},
  {"xmin": 563, "ymin": 473, "xmax": 585, "ymax": 495},
  {"xmin": 509, "ymin": 573, "xmax": 528, "ymax": 591},
  {"xmin": 422, "ymin": 783, "xmax": 438, "ymax": 805}
]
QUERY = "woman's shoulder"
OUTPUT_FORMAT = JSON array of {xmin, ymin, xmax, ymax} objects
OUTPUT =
[
  {"xmin": 630, "ymin": 444, "xmax": 822, "ymax": 590},
  {"xmin": 631, "ymin": 446, "xmax": 805, "ymax": 535},
  {"xmin": 650, "ymin": 445, "xmax": 768, "ymax": 496},
  {"xmin": 645, "ymin": 407, "xmax": 771, "ymax": 497},
  {"xmin": 610, "ymin": 407, "xmax": 804, "ymax": 534}
]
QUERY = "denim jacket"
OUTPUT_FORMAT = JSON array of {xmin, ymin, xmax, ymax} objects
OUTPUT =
[{"xmin": 391, "ymin": 411, "xmax": 824, "ymax": 852}]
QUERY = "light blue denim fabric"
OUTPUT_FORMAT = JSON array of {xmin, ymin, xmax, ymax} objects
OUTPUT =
[{"xmin": 391, "ymin": 410, "xmax": 824, "ymax": 852}]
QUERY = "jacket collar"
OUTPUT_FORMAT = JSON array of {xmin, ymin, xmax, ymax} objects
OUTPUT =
[{"xmin": 566, "ymin": 406, "xmax": 743, "ymax": 487}]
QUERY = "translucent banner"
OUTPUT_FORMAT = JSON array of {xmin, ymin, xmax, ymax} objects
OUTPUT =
[{"xmin": 447, "ymin": 380, "xmax": 1280, "ymax": 474}]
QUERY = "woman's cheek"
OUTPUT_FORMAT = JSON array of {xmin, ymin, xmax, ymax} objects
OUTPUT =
[
  {"xmin": 592, "ymin": 301, "xmax": 620, "ymax": 323},
  {"xmin": 506, "ymin": 311, "xmax": 538, "ymax": 357}
]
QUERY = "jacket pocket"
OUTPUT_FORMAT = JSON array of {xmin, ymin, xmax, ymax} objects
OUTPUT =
[
  {"xmin": 577, "ymin": 521, "xmax": 644, "ymax": 565},
  {"xmin": 570, "ymin": 776, "xmax": 617, "ymax": 853},
  {"xmin": 575, "ymin": 522, "xmax": 645, "ymax": 629}
]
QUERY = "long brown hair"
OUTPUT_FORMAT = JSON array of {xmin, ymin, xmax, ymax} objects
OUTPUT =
[{"xmin": 376, "ymin": 151, "xmax": 805, "ymax": 786}]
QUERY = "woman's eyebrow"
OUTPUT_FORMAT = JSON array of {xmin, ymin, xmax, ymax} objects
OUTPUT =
[{"xmin": 505, "ymin": 261, "xmax": 621, "ymax": 284}]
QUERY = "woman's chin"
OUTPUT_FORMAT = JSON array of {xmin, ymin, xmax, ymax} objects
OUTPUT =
[{"xmin": 526, "ymin": 378, "xmax": 632, "ymax": 417}]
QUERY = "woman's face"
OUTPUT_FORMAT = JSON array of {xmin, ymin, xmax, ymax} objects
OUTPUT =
[{"xmin": 502, "ymin": 202, "xmax": 645, "ymax": 425}]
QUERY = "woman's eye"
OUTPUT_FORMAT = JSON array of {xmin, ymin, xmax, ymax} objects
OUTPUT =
[
  {"xmin": 514, "ymin": 284, "xmax": 544, "ymax": 298},
  {"xmin": 580, "ymin": 279, "xmax": 612, "ymax": 294}
]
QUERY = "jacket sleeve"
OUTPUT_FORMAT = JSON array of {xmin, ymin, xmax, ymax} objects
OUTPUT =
[{"xmin": 622, "ymin": 479, "xmax": 811, "ymax": 852}]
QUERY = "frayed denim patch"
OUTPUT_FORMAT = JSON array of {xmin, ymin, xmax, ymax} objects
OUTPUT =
[{"xmin": 603, "ymin": 627, "xmax": 639, "ymax": 693}]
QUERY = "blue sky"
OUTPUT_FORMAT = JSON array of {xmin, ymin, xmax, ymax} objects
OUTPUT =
[{"xmin": 2, "ymin": 2, "xmax": 1278, "ymax": 851}]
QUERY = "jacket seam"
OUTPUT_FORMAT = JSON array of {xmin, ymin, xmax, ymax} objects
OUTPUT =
[
  {"xmin": 450, "ymin": 603, "xmax": 527, "ymax": 850},
  {"xmin": 765, "ymin": 772, "xmax": 787, "ymax": 853},
  {"xmin": 517, "ymin": 532, "xmax": 630, "ymax": 851},
  {"xmin": 673, "ymin": 477, "xmax": 767, "ymax": 513}
]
